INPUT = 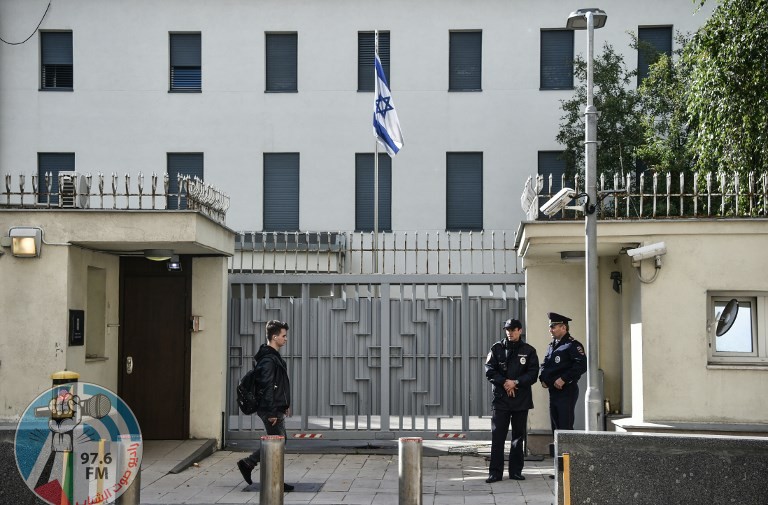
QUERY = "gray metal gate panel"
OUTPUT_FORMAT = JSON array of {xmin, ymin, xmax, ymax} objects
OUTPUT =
[{"xmin": 227, "ymin": 276, "xmax": 524, "ymax": 440}]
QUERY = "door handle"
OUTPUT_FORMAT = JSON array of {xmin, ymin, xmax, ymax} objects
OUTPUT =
[{"xmin": 126, "ymin": 356, "xmax": 134, "ymax": 375}]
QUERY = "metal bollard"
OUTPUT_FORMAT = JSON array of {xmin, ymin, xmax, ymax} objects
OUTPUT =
[
  {"xmin": 259, "ymin": 435, "xmax": 285, "ymax": 505},
  {"xmin": 398, "ymin": 437, "xmax": 422, "ymax": 505},
  {"xmin": 115, "ymin": 469, "xmax": 140, "ymax": 505}
]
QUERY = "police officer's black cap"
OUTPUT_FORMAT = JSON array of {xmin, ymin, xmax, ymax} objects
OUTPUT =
[
  {"xmin": 503, "ymin": 318, "xmax": 522, "ymax": 329},
  {"xmin": 547, "ymin": 312, "xmax": 572, "ymax": 325}
]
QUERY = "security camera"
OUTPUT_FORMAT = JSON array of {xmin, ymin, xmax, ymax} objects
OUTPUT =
[
  {"xmin": 626, "ymin": 242, "xmax": 666, "ymax": 262},
  {"xmin": 539, "ymin": 187, "xmax": 577, "ymax": 217}
]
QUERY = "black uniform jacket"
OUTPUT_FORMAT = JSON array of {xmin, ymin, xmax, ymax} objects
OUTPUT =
[
  {"xmin": 253, "ymin": 344, "xmax": 291, "ymax": 417},
  {"xmin": 485, "ymin": 339, "xmax": 539, "ymax": 411},
  {"xmin": 539, "ymin": 333, "xmax": 587, "ymax": 388}
]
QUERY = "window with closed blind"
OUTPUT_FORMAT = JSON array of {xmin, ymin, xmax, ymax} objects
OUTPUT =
[
  {"xmin": 540, "ymin": 30, "xmax": 574, "ymax": 90},
  {"xmin": 449, "ymin": 31, "xmax": 482, "ymax": 91},
  {"xmin": 358, "ymin": 31, "xmax": 390, "ymax": 92},
  {"xmin": 446, "ymin": 152, "xmax": 483, "ymax": 231},
  {"xmin": 40, "ymin": 32, "xmax": 73, "ymax": 90},
  {"xmin": 264, "ymin": 153, "xmax": 300, "ymax": 231},
  {"xmin": 355, "ymin": 153, "xmax": 392, "ymax": 232},
  {"xmin": 167, "ymin": 153, "xmax": 204, "ymax": 209},
  {"xmin": 38, "ymin": 153, "xmax": 75, "ymax": 204},
  {"xmin": 266, "ymin": 33, "xmax": 298, "ymax": 92},
  {"xmin": 538, "ymin": 151, "xmax": 568, "ymax": 195},
  {"xmin": 637, "ymin": 26, "xmax": 672, "ymax": 85},
  {"xmin": 169, "ymin": 33, "xmax": 201, "ymax": 91}
]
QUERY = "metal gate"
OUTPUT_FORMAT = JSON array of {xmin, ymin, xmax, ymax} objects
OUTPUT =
[{"xmin": 226, "ymin": 273, "xmax": 525, "ymax": 441}]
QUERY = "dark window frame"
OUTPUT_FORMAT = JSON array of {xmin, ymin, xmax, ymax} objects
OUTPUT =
[
  {"xmin": 537, "ymin": 151, "xmax": 569, "ymax": 195},
  {"xmin": 167, "ymin": 152, "xmax": 204, "ymax": 209},
  {"xmin": 446, "ymin": 152, "xmax": 483, "ymax": 231},
  {"xmin": 540, "ymin": 29, "xmax": 574, "ymax": 90},
  {"xmin": 266, "ymin": 32, "xmax": 298, "ymax": 93},
  {"xmin": 637, "ymin": 26, "xmax": 673, "ymax": 85},
  {"xmin": 169, "ymin": 32, "xmax": 202, "ymax": 92},
  {"xmin": 40, "ymin": 31, "xmax": 73, "ymax": 91},
  {"xmin": 358, "ymin": 31, "xmax": 390, "ymax": 92},
  {"xmin": 37, "ymin": 153, "xmax": 76, "ymax": 204},
  {"xmin": 355, "ymin": 153, "xmax": 392, "ymax": 232},
  {"xmin": 263, "ymin": 153, "xmax": 300, "ymax": 231},
  {"xmin": 449, "ymin": 30, "xmax": 482, "ymax": 92}
]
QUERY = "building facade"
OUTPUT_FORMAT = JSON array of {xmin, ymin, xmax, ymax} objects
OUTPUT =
[
  {"xmin": 0, "ymin": 0, "xmax": 712, "ymax": 234},
  {"xmin": 0, "ymin": 0, "xmax": 721, "ymax": 442}
]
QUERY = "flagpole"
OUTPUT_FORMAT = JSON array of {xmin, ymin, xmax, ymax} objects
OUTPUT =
[{"xmin": 373, "ymin": 30, "xmax": 380, "ymax": 274}]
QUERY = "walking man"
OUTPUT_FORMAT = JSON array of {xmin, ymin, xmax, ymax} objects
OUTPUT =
[
  {"xmin": 484, "ymin": 318, "xmax": 539, "ymax": 483},
  {"xmin": 237, "ymin": 320, "xmax": 294, "ymax": 492},
  {"xmin": 539, "ymin": 312, "xmax": 587, "ymax": 431}
]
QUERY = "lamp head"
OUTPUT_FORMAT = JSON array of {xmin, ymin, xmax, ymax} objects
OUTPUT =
[{"xmin": 566, "ymin": 8, "xmax": 607, "ymax": 30}]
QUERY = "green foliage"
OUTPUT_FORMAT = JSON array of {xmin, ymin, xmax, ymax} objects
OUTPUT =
[
  {"xmin": 556, "ymin": 43, "xmax": 643, "ymax": 180},
  {"xmin": 684, "ymin": 0, "xmax": 768, "ymax": 175},
  {"xmin": 636, "ymin": 32, "xmax": 696, "ymax": 173},
  {"xmin": 559, "ymin": 0, "xmax": 768, "ymax": 185}
]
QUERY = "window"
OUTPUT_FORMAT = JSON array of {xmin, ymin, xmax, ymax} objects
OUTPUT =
[
  {"xmin": 170, "ymin": 33, "xmax": 201, "ymax": 91},
  {"xmin": 540, "ymin": 30, "xmax": 574, "ymax": 90},
  {"xmin": 355, "ymin": 153, "xmax": 392, "ymax": 232},
  {"xmin": 538, "ymin": 151, "xmax": 568, "ymax": 195},
  {"xmin": 708, "ymin": 293, "xmax": 768, "ymax": 365},
  {"xmin": 446, "ymin": 152, "xmax": 482, "ymax": 231},
  {"xmin": 266, "ymin": 33, "xmax": 298, "ymax": 92},
  {"xmin": 449, "ymin": 31, "xmax": 481, "ymax": 91},
  {"xmin": 40, "ymin": 32, "xmax": 73, "ymax": 90},
  {"xmin": 37, "ymin": 153, "xmax": 75, "ymax": 204},
  {"xmin": 358, "ymin": 31, "xmax": 390, "ymax": 92},
  {"xmin": 167, "ymin": 153, "xmax": 204, "ymax": 209},
  {"xmin": 86, "ymin": 267, "xmax": 107, "ymax": 359},
  {"xmin": 264, "ymin": 153, "xmax": 300, "ymax": 231},
  {"xmin": 637, "ymin": 26, "xmax": 672, "ymax": 85}
]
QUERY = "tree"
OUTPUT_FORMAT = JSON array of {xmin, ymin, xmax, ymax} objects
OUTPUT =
[
  {"xmin": 556, "ymin": 43, "xmax": 644, "ymax": 182},
  {"xmin": 636, "ymin": 33, "xmax": 695, "ymax": 174},
  {"xmin": 684, "ymin": 0, "xmax": 768, "ymax": 174}
]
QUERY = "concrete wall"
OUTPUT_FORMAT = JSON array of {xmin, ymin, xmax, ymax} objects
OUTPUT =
[
  {"xmin": 0, "ymin": 211, "xmax": 233, "ymax": 443},
  {"xmin": 519, "ymin": 220, "xmax": 768, "ymax": 430},
  {"xmin": 555, "ymin": 431, "xmax": 768, "ymax": 505},
  {"xmin": 189, "ymin": 256, "xmax": 228, "ymax": 441},
  {"xmin": 0, "ymin": 227, "xmax": 71, "ymax": 418},
  {"xmin": 0, "ymin": 0, "xmax": 713, "ymax": 233}
]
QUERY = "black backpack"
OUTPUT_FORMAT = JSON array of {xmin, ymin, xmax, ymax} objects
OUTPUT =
[{"xmin": 236, "ymin": 366, "xmax": 262, "ymax": 415}]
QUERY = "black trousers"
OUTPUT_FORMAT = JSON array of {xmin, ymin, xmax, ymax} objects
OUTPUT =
[
  {"xmin": 489, "ymin": 408, "xmax": 528, "ymax": 478},
  {"xmin": 245, "ymin": 412, "xmax": 286, "ymax": 467},
  {"xmin": 549, "ymin": 384, "xmax": 579, "ymax": 431}
]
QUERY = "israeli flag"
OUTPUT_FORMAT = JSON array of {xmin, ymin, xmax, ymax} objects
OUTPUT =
[{"xmin": 373, "ymin": 54, "xmax": 403, "ymax": 157}]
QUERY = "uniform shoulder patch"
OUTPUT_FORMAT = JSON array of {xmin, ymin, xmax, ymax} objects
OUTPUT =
[{"xmin": 576, "ymin": 345, "xmax": 585, "ymax": 355}]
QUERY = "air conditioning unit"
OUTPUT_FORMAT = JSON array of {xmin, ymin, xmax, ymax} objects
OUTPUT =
[{"xmin": 59, "ymin": 171, "xmax": 90, "ymax": 209}]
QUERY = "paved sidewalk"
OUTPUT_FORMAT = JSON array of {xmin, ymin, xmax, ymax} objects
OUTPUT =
[{"xmin": 140, "ymin": 442, "xmax": 556, "ymax": 505}]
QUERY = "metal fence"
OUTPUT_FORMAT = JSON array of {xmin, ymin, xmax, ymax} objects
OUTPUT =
[
  {"xmin": 230, "ymin": 230, "xmax": 522, "ymax": 275},
  {"xmin": 2, "ymin": 172, "xmax": 229, "ymax": 224},
  {"xmin": 226, "ymin": 275, "xmax": 526, "ymax": 441},
  {"xmin": 523, "ymin": 170, "xmax": 768, "ymax": 220}
]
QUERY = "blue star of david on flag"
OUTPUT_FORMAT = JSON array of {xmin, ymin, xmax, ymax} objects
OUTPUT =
[{"xmin": 372, "ymin": 54, "xmax": 403, "ymax": 157}]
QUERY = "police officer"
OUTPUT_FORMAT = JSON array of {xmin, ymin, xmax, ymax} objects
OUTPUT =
[
  {"xmin": 539, "ymin": 312, "xmax": 587, "ymax": 431},
  {"xmin": 484, "ymin": 318, "xmax": 539, "ymax": 483}
]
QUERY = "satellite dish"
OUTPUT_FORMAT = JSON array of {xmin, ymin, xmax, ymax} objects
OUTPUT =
[{"xmin": 716, "ymin": 299, "xmax": 739, "ymax": 337}]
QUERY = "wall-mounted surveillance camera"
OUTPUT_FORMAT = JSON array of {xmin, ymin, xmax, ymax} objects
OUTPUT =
[
  {"xmin": 626, "ymin": 241, "xmax": 666, "ymax": 263},
  {"xmin": 539, "ymin": 187, "xmax": 577, "ymax": 217}
]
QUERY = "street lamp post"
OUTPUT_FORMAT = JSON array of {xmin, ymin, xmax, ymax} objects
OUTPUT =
[{"xmin": 566, "ymin": 8, "xmax": 607, "ymax": 432}]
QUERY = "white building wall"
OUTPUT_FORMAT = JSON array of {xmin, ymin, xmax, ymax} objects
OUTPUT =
[{"xmin": 0, "ymin": 0, "xmax": 713, "ymax": 232}]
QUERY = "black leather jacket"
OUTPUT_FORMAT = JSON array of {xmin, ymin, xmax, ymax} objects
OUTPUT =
[
  {"xmin": 485, "ymin": 338, "xmax": 539, "ymax": 411},
  {"xmin": 253, "ymin": 344, "xmax": 291, "ymax": 417}
]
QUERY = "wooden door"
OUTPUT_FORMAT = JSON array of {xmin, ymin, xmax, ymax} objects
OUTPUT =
[{"xmin": 119, "ymin": 257, "xmax": 191, "ymax": 439}]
